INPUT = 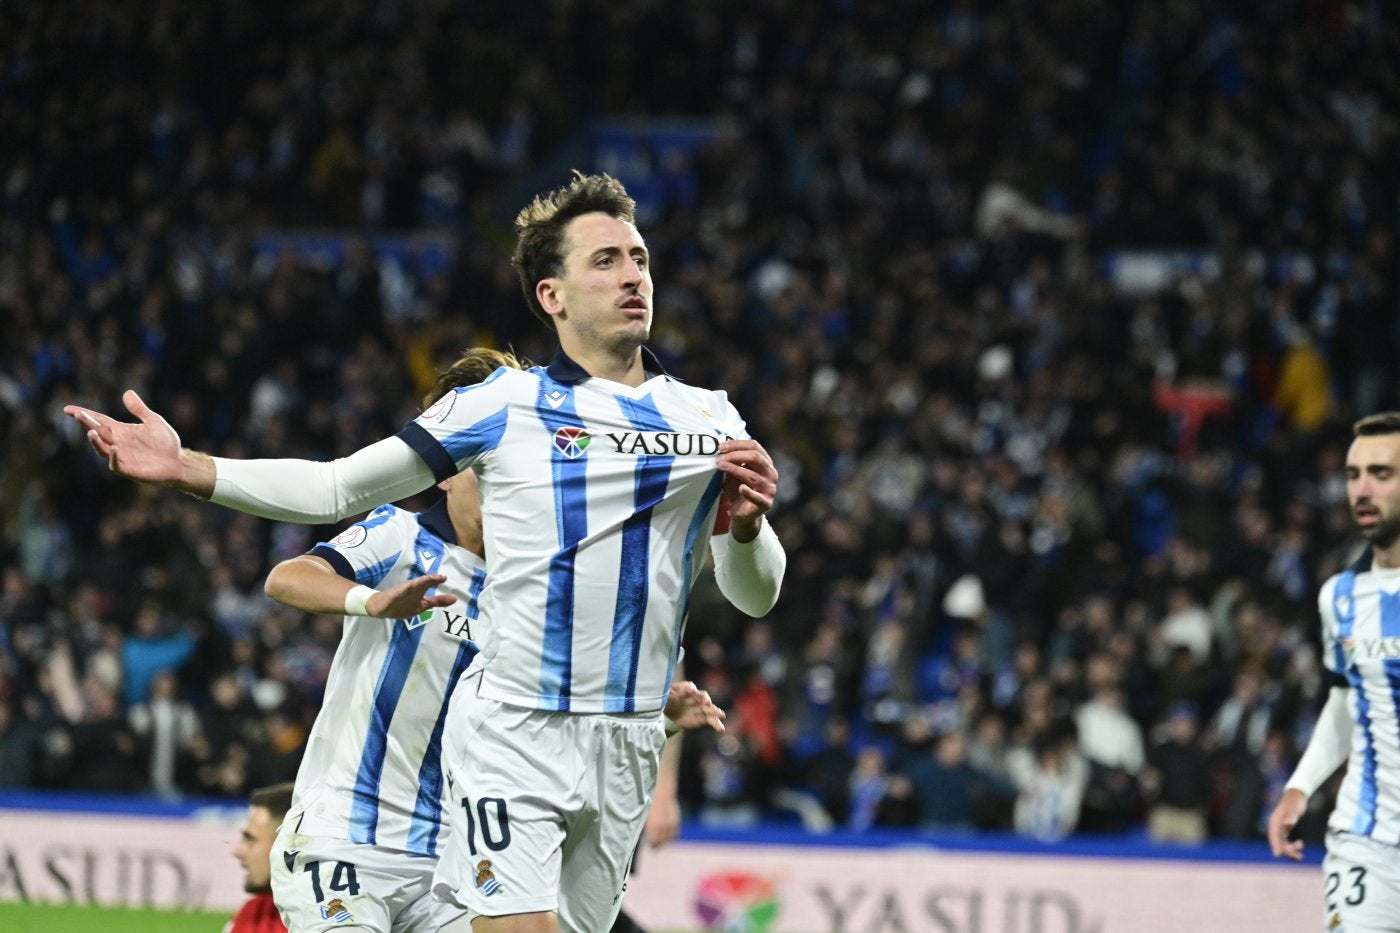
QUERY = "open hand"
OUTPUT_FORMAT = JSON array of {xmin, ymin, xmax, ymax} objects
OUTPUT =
[
  {"xmin": 367, "ymin": 574, "xmax": 458, "ymax": 619},
  {"xmin": 64, "ymin": 390, "xmax": 186, "ymax": 485}
]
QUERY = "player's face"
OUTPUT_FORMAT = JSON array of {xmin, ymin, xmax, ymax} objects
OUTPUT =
[
  {"xmin": 232, "ymin": 804, "xmax": 278, "ymax": 893},
  {"xmin": 543, "ymin": 212, "xmax": 652, "ymax": 355},
  {"xmin": 442, "ymin": 469, "xmax": 483, "ymax": 553},
  {"xmin": 1347, "ymin": 433, "xmax": 1400, "ymax": 549}
]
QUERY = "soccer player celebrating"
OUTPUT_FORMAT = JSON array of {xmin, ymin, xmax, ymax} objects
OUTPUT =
[
  {"xmin": 66, "ymin": 172, "xmax": 784, "ymax": 933},
  {"xmin": 1268, "ymin": 412, "xmax": 1400, "ymax": 933}
]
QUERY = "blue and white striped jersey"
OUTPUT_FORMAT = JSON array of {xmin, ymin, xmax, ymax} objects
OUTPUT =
[
  {"xmin": 290, "ymin": 499, "xmax": 489, "ymax": 857},
  {"xmin": 1320, "ymin": 549, "xmax": 1400, "ymax": 845},
  {"xmin": 396, "ymin": 348, "xmax": 739, "ymax": 714}
]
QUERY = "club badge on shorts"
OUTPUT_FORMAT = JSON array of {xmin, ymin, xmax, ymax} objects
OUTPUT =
[
  {"xmin": 320, "ymin": 897, "xmax": 353, "ymax": 923},
  {"xmin": 475, "ymin": 859, "xmax": 503, "ymax": 896}
]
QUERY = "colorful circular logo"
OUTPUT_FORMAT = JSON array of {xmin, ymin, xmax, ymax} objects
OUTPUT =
[
  {"xmin": 694, "ymin": 872, "xmax": 779, "ymax": 932},
  {"xmin": 552, "ymin": 426, "xmax": 591, "ymax": 459}
]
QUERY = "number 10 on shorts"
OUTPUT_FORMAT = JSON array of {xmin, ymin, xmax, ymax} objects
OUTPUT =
[{"xmin": 460, "ymin": 795, "xmax": 512, "ymax": 855}]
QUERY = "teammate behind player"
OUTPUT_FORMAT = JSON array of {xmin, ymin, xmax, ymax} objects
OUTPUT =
[
  {"xmin": 1268, "ymin": 411, "xmax": 1400, "ymax": 932},
  {"xmin": 261, "ymin": 348, "xmax": 519, "ymax": 932}
]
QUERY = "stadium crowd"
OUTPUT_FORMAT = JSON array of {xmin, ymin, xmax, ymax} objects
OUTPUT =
[{"xmin": 2, "ymin": 0, "xmax": 1399, "ymax": 848}]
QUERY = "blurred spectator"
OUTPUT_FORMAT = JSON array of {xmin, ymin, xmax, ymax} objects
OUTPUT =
[
  {"xmin": 0, "ymin": 699, "xmax": 40, "ymax": 788},
  {"xmin": 1009, "ymin": 729, "xmax": 1088, "ymax": 843},
  {"xmin": 128, "ymin": 668, "xmax": 202, "ymax": 798},
  {"xmin": 1144, "ymin": 702, "xmax": 1211, "ymax": 844}
]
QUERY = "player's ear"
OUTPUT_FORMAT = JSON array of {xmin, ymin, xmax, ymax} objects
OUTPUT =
[{"xmin": 537, "ymin": 278, "xmax": 565, "ymax": 319}]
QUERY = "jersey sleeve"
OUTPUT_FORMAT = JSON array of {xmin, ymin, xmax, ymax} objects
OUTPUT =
[
  {"xmin": 308, "ymin": 505, "xmax": 415, "ymax": 588},
  {"xmin": 394, "ymin": 367, "xmax": 517, "ymax": 482},
  {"xmin": 1318, "ymin": 574, "xmax": 1345, "ymax": 676}
]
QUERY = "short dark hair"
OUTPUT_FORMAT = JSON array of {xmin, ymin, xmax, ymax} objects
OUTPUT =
[
  {"xmin": 1354, "ymin": 412, "xmax": 1400, "ymax": 437},
  {"xmin": 512, "ymin": 171, "xmax": 637, "ymax": 332},
  {"xmin": 422, "ymin": 347, "xmax": 526, "ymax": 408},
  {"xmin": 249, "ymin": 782, "xmax": 294, "ymax": 822}
]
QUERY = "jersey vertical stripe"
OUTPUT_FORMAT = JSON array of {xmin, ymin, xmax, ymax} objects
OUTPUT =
[
  {"xmin": 536, "ymin": 378, "xmax": 588, "ymax": 710},
  {"xmin": 668, "ymin": 472, "xmax": 726, "ymax": 694},
  {"xmin": 407, "ymin": 639, "xmax": 478, "ymax": 855},
  {"xmin": 1320, "ymin": 553, "xmax": 1400, "ymax": 845},
  {"xmin": 289, "ymin": 502, "xmax": 490, "ymax": 857},
  {"xmin": 606, "ymin": 394, "xmax": 675, "ymax": 712},
  {"xmin": 350, "ymin": 620, "xmax": 429, "ymax": 844},
  {"xmin": 400, "ymin": 357, "xmax": 750, "ymax": 713},
  {"xmin": 347, "ymin": 526, "xmax": 447, "ymax": 843}
]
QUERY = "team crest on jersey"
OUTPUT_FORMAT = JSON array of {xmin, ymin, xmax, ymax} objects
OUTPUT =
[
  {"xmin": 421, "ymin": 391, "xmax": 457, "ymax": 423},
  {"xmin": 329, "ymin": 525, "xmax": 367, "ymax": 548},
  {"xmin": 320, "ymin": 898, "xmax": 354, "ymax": 923},
  {"xmin": 553, "ymin": 426, "xmax": 591, "ymax": 459},
  {"xmin": 474, "ymin": 860, "xmax": 503, "ymax": 896}
]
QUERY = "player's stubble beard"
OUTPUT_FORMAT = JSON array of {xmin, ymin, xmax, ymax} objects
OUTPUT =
[{"xmin": 1358, "ymin": 507, "xmax": 1400, "ymax": 550}]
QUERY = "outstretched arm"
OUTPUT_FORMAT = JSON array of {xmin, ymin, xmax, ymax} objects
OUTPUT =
[
  {"xmin": 65, "ymin": 390, "xmax": 436, "ymax": 522},
  {"xmin": 265, "ymin": 555, "xmax": 457, "ymax": 619},
  {"xmin": 1267, "ymin": 686, "xmax": 1351, "ymax": 861},
  {"xmin": 713, "ymin": 438, "xmax": 786, "ymax": 616}
]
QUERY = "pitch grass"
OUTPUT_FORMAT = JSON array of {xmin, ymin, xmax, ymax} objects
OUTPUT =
[
  {"xmin": 0, "ymin": 901, "xmax": 230, "ymax": 932},
  {"xmin": 0, "ymin": 901, "xmax": 694, "ymax": 932}
]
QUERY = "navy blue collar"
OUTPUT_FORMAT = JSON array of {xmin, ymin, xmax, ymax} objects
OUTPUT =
[
  {"xmin": 544, "ymin": 346, "xmax": 669, "ymax": 385},
  {"xmin": 1349, "ymin": 546, "xmax": 1374, "ymax": 574},
  {"xmin": 417, "ymin": 496, "xmax": 457, "ymax": 546}
]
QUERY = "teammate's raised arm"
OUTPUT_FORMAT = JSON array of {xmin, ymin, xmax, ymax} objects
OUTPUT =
[{"xmin": 265, "ymin": 555, "xmax": 455, "ymax": 620}]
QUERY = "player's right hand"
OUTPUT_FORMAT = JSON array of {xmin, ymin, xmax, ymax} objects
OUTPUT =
[
  {"xmin": 1266, "ymin": 787, "xmax": 1308, "ymax": 860},
  {"xmin": 366, "ymin": 573, "xmax": 457, "ymax": 619},
  {"xmin": 64, "ymin": 390, "xmax": 184, "ymax": 484}
]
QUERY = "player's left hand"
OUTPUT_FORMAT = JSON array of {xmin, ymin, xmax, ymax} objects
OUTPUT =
[
  {"xmin": 665, "ymin": 680, "xmax": 726, "ymax": 733},
  {"xmin": 716, "ymin": 439, "xmax": 778, "ymax": 540},
  {"xmin": 1267, "ymin": 787, "xmax": 1308, "ymax": 860}
]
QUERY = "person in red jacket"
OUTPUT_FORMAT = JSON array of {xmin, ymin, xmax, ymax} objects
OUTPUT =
[{"xmin": 227, "ymin": 782, "xmax": 294, "ymax": 933}]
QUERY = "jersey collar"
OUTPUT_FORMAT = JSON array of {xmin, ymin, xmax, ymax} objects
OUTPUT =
[
  {"xmin": 1349, "ymin": 546, "xmax": 1374, "ymax": 574},
  {"xmin": 545, "ymin": 346, "xmax": 670, "ymax": 385},
  {"xmin": 417, "ymin": 496, "xmax": 457, "ymax": 546}
]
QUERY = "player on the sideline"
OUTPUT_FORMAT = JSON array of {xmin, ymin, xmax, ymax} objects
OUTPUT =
[
  {"xmin": 1268, "ymin": 411, "xmax": 1400, "ymax": 933},
  {"xmin": 230, "ymin": 782, "xmax": 294, "ymax": 933},
  {"xmin": 65, "ymin": 171, "xmax": 785, "ymax": 933}
]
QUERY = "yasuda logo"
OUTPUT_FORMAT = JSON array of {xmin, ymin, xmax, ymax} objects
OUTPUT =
[
  {"xmin": 606, "ymin": 432, "xmax": 722, "ymax": 456},
  {"xmin": 553, "ymin": 427, "xmax": 591, "ymax": 459}
]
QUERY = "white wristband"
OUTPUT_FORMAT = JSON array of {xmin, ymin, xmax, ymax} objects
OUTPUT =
[{"xmin": 344, "ymin": 584, "xmax": 377, "ymax": 617}]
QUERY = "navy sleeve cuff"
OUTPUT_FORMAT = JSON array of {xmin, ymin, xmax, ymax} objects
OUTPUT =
[
  {"xmin": 1329, "ymin": 670, "xmax": 1350, "ymax": 690},
  {"xmin": 397, "ymin": 422, "xmax": 458, "ymax": 483},
  {"xmin": 310, "ymin": 545, "xmax": 358, "ymax": 582}
]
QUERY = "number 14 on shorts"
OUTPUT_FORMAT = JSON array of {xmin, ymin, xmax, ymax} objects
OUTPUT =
[{"xmin": 305, "ymin": 858, "xmax": 360, "ymax": 921}]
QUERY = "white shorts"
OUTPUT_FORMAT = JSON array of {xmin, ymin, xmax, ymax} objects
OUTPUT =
[
  {"xmin": 1322, "ymin": 830, "xmax": 1400, "ymax": 933},
  {"xmin": 431, "ymin": 679, "xmax": 667, "ymax": 932},
  {"xmin": 272, "ymin": 826, "xmax": 469, "ymax": 932}
]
